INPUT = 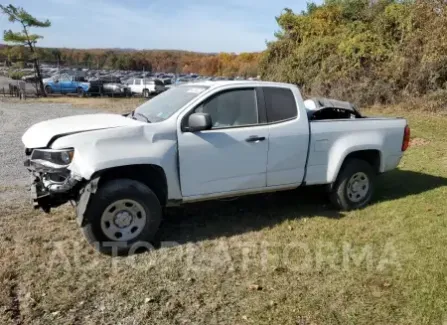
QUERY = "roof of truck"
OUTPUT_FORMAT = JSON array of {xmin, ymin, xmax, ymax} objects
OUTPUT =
[{"xmin": 182, "ymin": 80, "xmax": 294, "ymax": 89}]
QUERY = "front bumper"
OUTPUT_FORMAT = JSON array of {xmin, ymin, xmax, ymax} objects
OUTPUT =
[{"xmin": 25, "ymin": 159, "xmax": 82, "ymax": 212}]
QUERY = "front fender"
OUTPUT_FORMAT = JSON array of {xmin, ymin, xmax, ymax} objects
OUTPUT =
[
  {"xmin": 45, "ymin": 83, "xmax": 54, "ymax": 90},
  {"xmin": 51, "ymin": 125, "xmax": 182, "ymax": 200},
  {"xmin": 76, "ymin": 177, "xmax": 99, "ymax": 226}
]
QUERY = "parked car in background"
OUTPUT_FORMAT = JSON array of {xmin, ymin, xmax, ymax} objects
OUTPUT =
[
  {"xmin": 175, "ymin": 77, "xmax": 191, "ymax": 85},
  {"xmin": 101, "ymin": 82, "xmax": 130, "ymax": 97},
  {"xmin": 22, "ymin": 74, "xmax": 50, "ymax": 83},
  {"xmin": 44, "ymin": 73, "xmax": 101, "ymax": 97},
  {"xmin": 161, "ymin": 78, "xmax": 173, "ymax": 89},
  {"xmin": 128, "ymin": 78, "xmax": 166, "ymax": 98},
  {"xmin": 97, "ymin": 77, "xmax": 130, "ymax": 97}
]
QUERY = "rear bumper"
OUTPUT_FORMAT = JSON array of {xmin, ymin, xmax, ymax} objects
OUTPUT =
[{"xmin": 382, "ymin": 154, "xmax": 404, "ymax": 173}]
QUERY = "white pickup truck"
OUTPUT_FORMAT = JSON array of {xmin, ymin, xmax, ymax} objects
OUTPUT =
[{"xmin": 22, "ymin": 81, "xmax": 410, "ymax": 254}]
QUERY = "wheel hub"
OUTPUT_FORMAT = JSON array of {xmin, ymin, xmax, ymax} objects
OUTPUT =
[
  {"xmin": 100, "ymin": 199, "xmax": 147, "ymax": 242},
  {"xmin": 114, "ymin": 211, "xmax": 133, "ymax": 228},
  {"xmin": 352, "ymin": 181, "xmax": 361, "ymax": 192},
  {"xmin": 347, "ymin": 172, "xmax": 369, "ymax": 203}
]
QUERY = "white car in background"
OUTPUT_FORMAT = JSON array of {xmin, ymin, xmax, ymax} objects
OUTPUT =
[{"xmin": 128, "ymin": 78, "xmax": 166, "ymax": 97}]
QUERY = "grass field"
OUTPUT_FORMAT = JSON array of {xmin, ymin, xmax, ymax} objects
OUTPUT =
[{"xmin": 1, "ymin": 98, "xmax": 447, "ymax": 324}]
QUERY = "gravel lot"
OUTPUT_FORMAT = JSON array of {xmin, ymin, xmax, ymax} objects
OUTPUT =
[{"xmin": 0, "ymin": 101, "xmax": 99, "ymax": 202}]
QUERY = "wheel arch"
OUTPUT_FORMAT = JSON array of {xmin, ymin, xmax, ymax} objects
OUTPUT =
[
  {"xmin": 92, "ymin": 164, "xmax": 168, "ymax": 206},
  {"xmin": 77, "ymin": 164, "xmax": 168, "ymax": 227},
  {"xmin": 332, "ymin": 149, "xmax": 382, "ymax": 183}
]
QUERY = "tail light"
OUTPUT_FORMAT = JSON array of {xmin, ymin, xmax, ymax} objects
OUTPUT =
[{"xmin": 402, "ymin": 125, "xmax": 410, "ymax": 151}]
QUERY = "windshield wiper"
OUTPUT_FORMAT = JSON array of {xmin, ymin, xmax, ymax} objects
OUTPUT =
[{"xmin": 131, "ymin": 111, "xmax": 151, "ymax": 123}]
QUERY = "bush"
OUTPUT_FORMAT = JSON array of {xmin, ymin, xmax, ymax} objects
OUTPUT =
[
  {"xmin": 8, "ymin": 70, "xmax": 25, "ymax": 80},
  {"xmin": 260, "ymin": 0, "xmax": 447, "ymax": 107}
]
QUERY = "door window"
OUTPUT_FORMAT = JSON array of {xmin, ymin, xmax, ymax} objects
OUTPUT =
[{"xmin": 195, "ymin": 89, "xmax": 258, "ymax": 128}]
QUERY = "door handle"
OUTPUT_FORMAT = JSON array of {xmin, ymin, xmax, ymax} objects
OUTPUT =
[{"xmin": 245, "ymin": 136, "xmax": 266, "ymax": 142}]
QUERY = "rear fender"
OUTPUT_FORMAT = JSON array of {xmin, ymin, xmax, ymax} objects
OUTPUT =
[{"xmin": 327, "ymin": 134, "xmax": 383, "ymax": 183}]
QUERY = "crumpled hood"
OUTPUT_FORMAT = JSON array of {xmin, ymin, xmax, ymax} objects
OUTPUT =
[{"xmin": 22, "ymin": 113, "xmax": 145, "ymax": 148}]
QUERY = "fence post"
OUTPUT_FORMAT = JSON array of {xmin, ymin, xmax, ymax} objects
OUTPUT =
[{"xmin": 18, "ymin": 81, "xmax": 26, "ymax": 100}]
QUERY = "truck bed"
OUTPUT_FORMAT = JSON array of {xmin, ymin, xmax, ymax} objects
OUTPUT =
[{"xmin": 304, "ymin": 117, "xmax": 407, "ymax": 185}]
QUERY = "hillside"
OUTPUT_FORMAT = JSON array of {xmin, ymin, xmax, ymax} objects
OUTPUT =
[{"xmin": 260, "ymin": 0, "xmax": 447, "ymax": 106}]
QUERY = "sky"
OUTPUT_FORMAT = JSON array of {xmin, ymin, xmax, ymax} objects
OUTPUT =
[{"xmin": 0, "ymin": 0, "xmax": 323, "ymax": 53}]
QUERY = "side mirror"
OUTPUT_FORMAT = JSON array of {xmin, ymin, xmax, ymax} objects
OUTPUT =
[{"xmin": 187, "ymin": 113, "xmax": 212, "ymax": 132}]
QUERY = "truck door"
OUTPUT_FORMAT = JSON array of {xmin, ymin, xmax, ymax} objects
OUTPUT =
[
  {"xmin": 59, "ymin": 75, "xmax": 74, "ymax": 93},
  {"xmin": 262, "ymin": 86, "xmax": 309, "ymax": 187},
  {"xmin": 133, "ymin": 79, "xmax": 142, "ymax": 94},
  {"xmin": 178, "ymin": 88, "xmax": 269, "ymax": 197}
]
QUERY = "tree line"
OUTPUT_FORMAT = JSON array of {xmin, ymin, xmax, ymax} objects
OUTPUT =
[
  {"xmin": 0, "ymin": 46, "xmax": 261, "ymax": 77},
  {"xmin": 259, "ymin": 0, "xmax": 447, "ymax": 105}
]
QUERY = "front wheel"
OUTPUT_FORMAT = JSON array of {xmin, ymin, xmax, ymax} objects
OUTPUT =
[
  {"xmin": 80, "ymin": 179, "xmax": 162, "ymax": 255},
  {"xmin": 45, "ymin": 85, "xmax": 52, "ymax": 95},
  {"xmin": 329, "ymin": 159, "xmax": 375, "ymax": 211}
]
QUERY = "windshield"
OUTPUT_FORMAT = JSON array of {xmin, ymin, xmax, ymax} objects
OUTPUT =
[{"xmin": 135, "ymin": 85, "xmax": 209, "ymax": 122}]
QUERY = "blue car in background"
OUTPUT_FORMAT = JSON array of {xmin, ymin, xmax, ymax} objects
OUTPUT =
[{"xmin": 43, "ymin": 73, "xmax": 96, "ymax": 97}]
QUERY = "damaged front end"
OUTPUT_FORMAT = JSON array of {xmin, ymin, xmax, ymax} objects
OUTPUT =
[{"xmin": 24, "ymin": 148, "xmax": 83, "ymax": 213}]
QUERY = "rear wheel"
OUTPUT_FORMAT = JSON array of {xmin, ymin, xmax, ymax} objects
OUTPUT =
[
  {"xmin": 77, "ymin": 87, "xmax": 85, "ymax": 97},
  {"xmin": 143, "ymin": 89, "xmax": 150, "ymax": 98},
  {"xmin": 329, "ymin": 159, "xmax": 375, "ymax": 211},
  {"xmin": 81, "ymin": 179, "xmax": 162, "ymax": 255}
]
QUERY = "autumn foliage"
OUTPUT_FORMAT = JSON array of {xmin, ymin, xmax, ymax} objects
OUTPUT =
[
  {"xmin": 0, "ymin": 46, "xmax": 261, "ymax": 78},
  {"xmin": 260, "ymin": 0, "xmax": 447, "ymax": 105}
]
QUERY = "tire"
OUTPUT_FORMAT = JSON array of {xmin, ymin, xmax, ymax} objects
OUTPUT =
[
  {"xmin": 77, "ymin": 87, "xmax": 85, "ymax": 97},
  {"xmin": 329, "ymin": 158, "xmax": 375, "ymax": 211},
  {"xmin": 143, "ymin": 89, "xmax": 150, "ymax": 98},
  {"xmin": 45, "ymin": 85, "xmax": 52, "ymax": 95},
  {"xmin": 81, "ymin": 179, "xmax": 162, "ymax": 255}
]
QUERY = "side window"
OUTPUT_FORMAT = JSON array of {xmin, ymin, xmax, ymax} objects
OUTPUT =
[
  {"xmin": 196, "ymin": 89, "xmax": 258, "ymax": 128},
  {"xmin": 134, "ymin": 79, "xmax": 141, "ymax": 86},
  {"xmin": 60, "ymin": 74, "xmax": 71, "ymax": 82},
  {"xmin": 263, "ymin": 87, "xmax": 298, "ymax": 123}
]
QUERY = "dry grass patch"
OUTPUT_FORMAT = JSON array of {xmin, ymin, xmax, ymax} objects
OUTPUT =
[
  {"xmin": 37, "ymin": 96, "xmax": 145, "ymax": 114},
  {"xmin": 9, "ymin": 96, "xmax": 146, "ymax": 114}
]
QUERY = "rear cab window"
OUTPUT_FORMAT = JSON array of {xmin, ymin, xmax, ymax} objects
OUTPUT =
[{"xmin": 263, "ymin": 87, "xmax": 298, "ymax": 123}]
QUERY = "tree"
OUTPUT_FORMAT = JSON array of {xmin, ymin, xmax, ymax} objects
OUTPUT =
[{"xmin": 0, "ymin": 4, "xmax": 51, "ymax": 96}]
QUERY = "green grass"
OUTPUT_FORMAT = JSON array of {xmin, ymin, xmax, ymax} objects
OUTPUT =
[{"xmin": 1, "ymin": 105, "xmax": 447, "ymax": 324}]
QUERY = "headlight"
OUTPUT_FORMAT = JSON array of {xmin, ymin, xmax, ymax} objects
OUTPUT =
[{"xmin": 31, "ymin": 148, "xmax": 74, "ymax": 167}]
